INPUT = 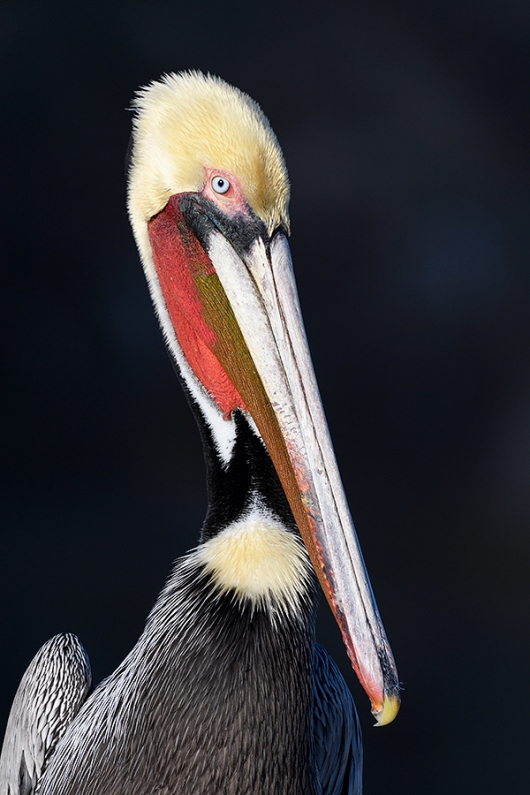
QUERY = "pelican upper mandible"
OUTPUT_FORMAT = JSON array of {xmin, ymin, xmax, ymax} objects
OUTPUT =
[{"xmin": 0, "ymin": 71, "xmax": 400, "ymax": 795}]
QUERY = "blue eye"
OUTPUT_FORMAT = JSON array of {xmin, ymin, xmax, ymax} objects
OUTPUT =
[{"xmin": 211, "ymin": 176, "xmax": 230, "ymax": 194}]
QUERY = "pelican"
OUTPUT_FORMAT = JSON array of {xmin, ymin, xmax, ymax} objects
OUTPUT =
[{"xmin": 0, "ymin": 72, "xmax": 400, "ymax": 795}]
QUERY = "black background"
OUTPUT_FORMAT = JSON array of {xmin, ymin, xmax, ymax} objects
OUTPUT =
[{"xmin": 1, "ymin": 1, "xmax": 529, "ymax": 793}]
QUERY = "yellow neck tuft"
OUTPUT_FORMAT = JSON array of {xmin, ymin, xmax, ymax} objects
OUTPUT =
[{"xmin": 195, "ymin": 516, "xmax": 310, "ymax": 615}]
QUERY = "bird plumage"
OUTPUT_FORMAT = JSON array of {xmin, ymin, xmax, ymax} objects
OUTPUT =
[{"xmin": 0, "ymin": 634, "xmax": 91, "ymax": 795}]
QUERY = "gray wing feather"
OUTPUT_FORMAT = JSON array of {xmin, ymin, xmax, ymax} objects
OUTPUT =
[
  {"xmin": 0, "ymin": 634, "xmax": 91, "ymax": 795},
  {"xmin": 314, "ymin": 643, "xmax": 363, "ymax": 795}
]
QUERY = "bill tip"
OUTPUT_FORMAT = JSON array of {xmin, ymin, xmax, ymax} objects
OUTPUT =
[{"xmin": 373, "ymin": 693, "xmax": 400, "ymax": 726}]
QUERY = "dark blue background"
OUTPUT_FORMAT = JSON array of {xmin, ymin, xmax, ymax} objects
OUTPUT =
[{"xmin": 1, "ymin": 2, "xmax": 529, "ymax": 792}]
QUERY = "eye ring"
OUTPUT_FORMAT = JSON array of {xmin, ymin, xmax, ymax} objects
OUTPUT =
[{"xmin": 211, "ymin": 175, "xmax": 230, "ymax": 195}]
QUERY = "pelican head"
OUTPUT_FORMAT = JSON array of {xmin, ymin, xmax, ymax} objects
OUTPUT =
[{"xmin": 127, "ymin": 71, "xmax": 400, "ymax": 725}]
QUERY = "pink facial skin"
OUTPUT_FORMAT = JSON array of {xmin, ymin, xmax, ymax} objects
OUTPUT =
[{"xmin": 201, "ymin": 168, "xmax": 250, "ymax": 218}]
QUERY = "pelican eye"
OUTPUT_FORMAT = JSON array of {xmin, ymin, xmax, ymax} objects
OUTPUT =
[{"xmin": 211, "ymin": 176, "xmax": 230, "ymax": 194}]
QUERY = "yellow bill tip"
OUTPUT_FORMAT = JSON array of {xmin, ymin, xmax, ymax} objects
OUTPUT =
[{"xmin": 372, "ymin": 693, "xmax": 401, "ymax": 727}]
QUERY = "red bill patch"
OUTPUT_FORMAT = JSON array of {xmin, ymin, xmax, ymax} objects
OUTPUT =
[{"xmin": 148, "ymin": 195, "xmax": 246, "ymax": 417}]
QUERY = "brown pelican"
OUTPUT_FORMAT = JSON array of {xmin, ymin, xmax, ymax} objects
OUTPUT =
[{"xmin": 0, "ymin": 72, "xmax": 400, "ymax": 795}]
